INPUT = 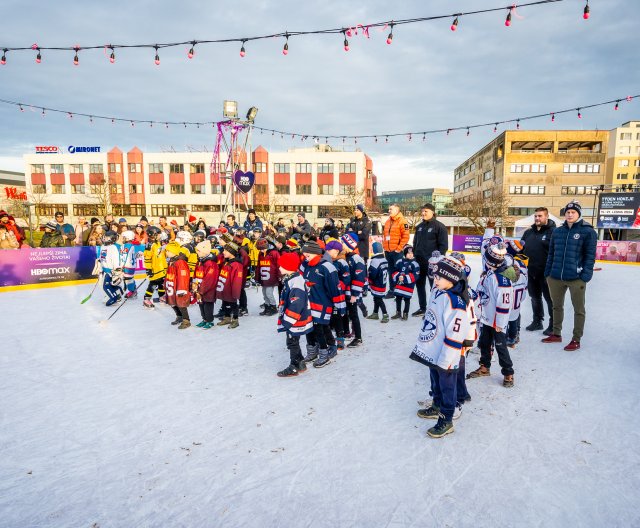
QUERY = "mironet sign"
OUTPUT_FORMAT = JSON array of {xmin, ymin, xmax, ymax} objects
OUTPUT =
[{"xmin": 68, "ymin": 146, "xmax": 101, "ymax": 153}]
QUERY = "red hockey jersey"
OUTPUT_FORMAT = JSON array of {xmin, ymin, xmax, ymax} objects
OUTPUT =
[
  {"xmin": 256, "ymin": 249, "xmax": 280, "ymax": 287},
  {"xmin": 194, "ymin": 256, "xmax": 220, "ymax": 303},
  {"xmin": 216, "ymin": 257, "xmax": 244, "ymax": 302},
  {"xmin": 165, "ymin": 255, "xmax": 191, "ymax": 307}
]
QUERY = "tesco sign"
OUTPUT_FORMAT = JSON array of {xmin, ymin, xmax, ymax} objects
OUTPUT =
[{"xmin": 35, "ymin": 146, "xmax": 59, "ymax": 153}]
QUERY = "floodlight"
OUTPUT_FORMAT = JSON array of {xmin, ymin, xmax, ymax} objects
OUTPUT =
[
  {"xmin": 223, "ymin": 100, "xmax": 238, "ymax": 119},
  {"xmin": 246, "ymin": 106, "xmax": 259, "ymax": 123}
]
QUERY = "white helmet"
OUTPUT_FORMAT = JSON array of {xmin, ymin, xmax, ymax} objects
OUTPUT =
[
  {"xmin": 176, "ymin": 230, "xmax": 193, "ymax": 246},
  {"xmin": 121, "ymin": 230, "xmax": 135, "ymax": 242},
  {"xmin": 158, "ymin": 231, "xmax": 169, "ymax": 242}
]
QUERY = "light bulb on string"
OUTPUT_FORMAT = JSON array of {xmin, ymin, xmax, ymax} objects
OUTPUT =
[
  {"xmin": 283, "ymin": 34, "xmax": 289, "ymax": 55},
  {"xmin": 583, "ymin": 1, "xmax": 590, "ymax": 20},
  {"xmin": 343, "ymin": 31, "xmax": 349, "ymax": 52},
  {"xmin": 626, "ymin": 96, "xmax": 633, "ymax": 102},
  {"xmin": 154, "ymin": 46, "xmax": 160, "ymax": 65},
  {"xmin": 73, "ymin": 47, "xmax": 80, "ymax": 66},
  {"xmin": 385, "ymin": 136, "xmax": 389, "ymax": 143},
  {"xmin": 41, "ymin": 108, "xmax": 45, "ymax": 117},
  {"xmin": 422, "ymin": 133, "xmax": 426, "ymax": 142},
  {"xmin": 166, "ymin": 123, "xmax": 169, "ymax": 129},
  {"xmin": 188, "ymin": 41, "xmax": 195, "ymax": 59},
  {"xmin": 494, "ymin": 123, "xmax": 498, "ymax": 133},
  {"xmin": 614, "ymin": 100, "xmax": 620, "ymax": 111},
  {"xmin": 150, "ymin": 122, "xmax": 153, "ymax": 128},
  {"xmin": 68, "ymin": 112, "xmax": 73, "ymax": 119},
  {"xmin": 466, "ymin": 128, "xmax": 470, "ymax": 137},
  {"xmin": 446, "ymin": 129, "xmax": 451, "ymax": 136},
  {"xmin": 19, "ymin": 104, "xmax": 24, "ymax": 112},
  {"xmin": 35, "ymin": 47, "xmax": 41, "ymax": 63},
  {"xmin": 131, "ymin": 121, "xmax": 135, "ymax": 127},
  {"xmin": 408, "ymin": 133, "xmax": 412, "ymax": 142},
  {"xmin": 551, "ymin": 113, "xmax": 555, "ymax": 122},
  {"xmin": 451, "ymin": 16, "xmax": 459, "ymax": 31},
  {"xmin": 505, "ymin": 11, "xmax": 512, "ymax": 27},
  {"xmin": 89, "ymin": 116, "xmax": 93, "ymax": 123},
  {"xmin": 386, "ymin": 22, "xmax": 394, "ymax": 44},
  {"xmin": 577, "ymin": 108, "xmax": 582, "ymax": 119},
  {"xmin": 240, "ymin": 40, "xmax": 246, "ymax": 57},
  {"xmin": 516, "ymin": 119, "xmax": 520, "ymax": 129},
  {"xmin": 375, "ymin": 137, "xmax": 378, "ymax": 143},
  {"xmin": 109, "ymin": 46, "xmax": 115, "ymax": 63},
  {"xmin": 1, "ymin": 49, "xmax": 7, "ymax": 65},
  {"xmin": 111, "ymin": 118, "xmax": 115, "ymax": 124}
]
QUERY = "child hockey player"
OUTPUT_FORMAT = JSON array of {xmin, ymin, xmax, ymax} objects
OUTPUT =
[
  {"xmin": 193, "ymin": 240, "xmax": 220, "ymax": 329},
  {"xmin": 164, "ymin": 241, "xmax": 192, "ymax": 329},
  {"xmin": 276, "ymin": 252, "xmax": 314, "ymax": 377},
  {"xmin": 233, "ymin": 231, "xmax": 252, "ymax": 316},
  {"xmin": 301, "ymin": 239, "xmax": 344, "ymax": 368},
  {"xmin": 391, "ymin": 245, "xmax": 420, "ymax": 320},
  {"xmin": 216, "ymin": 242, "xmax": 244, "ymax": 329},
  {"xmin": 143, "ymin": 226, "xmax": 168, "ymax": 308},
  {"xmin": 410, "ymin": 254, "xmax": 471, "ymax": 438},
  {"xmin": 325, "ymin": 238, "xmax": 349, "ymax": 349},
  {"xmin": 99, "ymin": 230, "xmax": 124, "ymax": 306},
  {"xmin": 506, "ymin": 242, "xmax": 528, "ymax": 348},
  {"xmin": 341, "ymin": 233, "xmax": 366, "ymax": 347},
  {"xmin": 256, "ymin": 237, "xmax": 280, "ymax": 316},
  {"xmin": 120, "ymin": 230, "xmax": 140, "ymax": 299},
  {"xmin": 366, "ymin": 241, "xmax": 389, "ymax": 323},
  {"xmin": 175, "ymin": 230, "xmax": 197, "ymax": 277},
  {"xmin": 467, "ymin": 243, "xmax": 515, "ymax": 387}
]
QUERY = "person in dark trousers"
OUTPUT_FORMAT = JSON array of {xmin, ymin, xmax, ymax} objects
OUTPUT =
[
  {"xmin": 542, "ymin": 201, "xmax": 597, "ymax": 352},
  {"xmin": 346, "ymin": 204, "xmax": 372, "ymax": 261},
  {"xmin": 412, "ymin": 203, "xmax": 448, "ymax": 316},
  {"xmin": 521, "ymin": 207, "xmax": 556, "ymax": 335},
  {"xmin": 383, "ymin": 204, "xmax": 410, "ymax": 298}
]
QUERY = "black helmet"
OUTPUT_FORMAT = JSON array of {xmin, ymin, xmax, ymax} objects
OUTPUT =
[
  {"xmin": 103, "ymin": 230, "xmax": 118, "ymax": 245},
  {"xmin": 146, "ymin": 226, "xmax": 161, "ymax": 241}
]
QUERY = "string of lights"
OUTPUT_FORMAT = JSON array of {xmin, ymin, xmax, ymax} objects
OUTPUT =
[
  {"xmin": 0, "ymin": 0, "xmax": 589, "ymax": 65},
  {"xmin": 0, "ymin": 92, "xmax": 635, "ymax": 143}
]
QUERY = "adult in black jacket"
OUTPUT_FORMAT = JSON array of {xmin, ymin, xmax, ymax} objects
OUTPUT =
[
  {"xmin": 292, "ymin": 212, "xmax": 312, "ymax": 237},
  {"xmin": 346, "ymin": 205, "xmax": 372, "ymax": 260},
  {"xmin": 319, "ymin": 218, "xmax": 339, "ymax": 240},
  {"xmin": 521, "ymin": 207, "xmax": 556, "ymax": 334},
  {"xmin": 412, "ymin": 204, "xmax": 448, "ymax": 316}
]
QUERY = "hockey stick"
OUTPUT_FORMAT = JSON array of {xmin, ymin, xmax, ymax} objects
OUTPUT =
[
  {"xmin": 80, "ymin": 273, "xmax": 103, "ymax": 304},
  {"xmin": 101, "ymin": 278, "xmax": 148, "ymax": 323}
]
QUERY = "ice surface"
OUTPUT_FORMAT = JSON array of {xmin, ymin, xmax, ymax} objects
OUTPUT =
[{"xmin": 1, "ymin": 255, "xmax": 639, "ymax": 528}]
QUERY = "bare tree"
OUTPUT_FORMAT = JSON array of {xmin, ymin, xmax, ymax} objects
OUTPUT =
[
  {"xmin": 400, "ymin": 196, "xmax": 427, "ymax": 229},
  {"xmin": 25, "ymin": 184, "xmax": 51, "ymax": 228},
  {"xmin": 254, "ymin": 194, "xmax": 289, "ymax": 228},
  {"xmin": 452, "ymin": 187, "xmax": 512, "ymax": 234},
  {"xmin": 85, "ymin": 177, "xmax": 111, "ymax": 217}
]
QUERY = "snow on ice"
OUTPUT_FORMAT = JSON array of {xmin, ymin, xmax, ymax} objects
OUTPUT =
[{"xmin": 1, "ymin": 255, "xmax": 639, "ymax": 527}]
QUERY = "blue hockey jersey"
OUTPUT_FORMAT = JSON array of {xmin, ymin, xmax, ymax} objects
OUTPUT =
[
  {"xmin": 277, "ymin": 272, "xmax": 313, "ymax": 335},
  {"xmin": 392, "ymin": 258, "xmax": 420, "ymax": 298},
  {"xmin": 346, "ymin": 252, "xmax": 367, "ymax": 299},
  {"xmin": 302, "ymin": 253, "xmax": 346, "ymax": 324},
  {"xmin": 334, "ymin": 257, "xmax": 351, "ymax": 305},
  {"xmin": 367, "ymin": 255, "xmax": 388, "ymax": 297}
]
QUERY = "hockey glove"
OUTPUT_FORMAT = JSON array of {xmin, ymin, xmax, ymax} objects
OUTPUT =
[
  {"xmin": 111, "ymin": 268, "xmax": 123, "ymax": 286},
  {"xmin": 91, "ymin": 259, "xmax": 102, "ymax": 276}
]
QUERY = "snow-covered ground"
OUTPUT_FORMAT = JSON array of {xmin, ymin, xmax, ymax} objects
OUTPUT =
[{"xmin": 1, "ymin": 255, "xmax": 639, "ymax": 528}]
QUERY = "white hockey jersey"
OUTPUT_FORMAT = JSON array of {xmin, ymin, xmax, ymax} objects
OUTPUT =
[
  {"xmin": 99, "ymin": 244, "xmax": 123, "ymax": 273},
  {"xmin": 509, "ymin": 264, "xmax": 528, "ymax": 322},
  {"xmin": 410, "ymin": 289, "xmax": 471, "ymax": 371},
  {"xmin": 475, "ymin": 269, "xmax": 513, "ymax": 331}
]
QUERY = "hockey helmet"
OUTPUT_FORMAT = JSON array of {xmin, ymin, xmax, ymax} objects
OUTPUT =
[
  {"xmin": 121, "ymin": 230, "xmax": 135, "ymax": 243},
  {"xmin": 102, "ymin": 230, "xmax": 118, "ymax": 245},
  {"xmin": 176, "ymin": 230, "xmax": 194, "ymax": 246}
]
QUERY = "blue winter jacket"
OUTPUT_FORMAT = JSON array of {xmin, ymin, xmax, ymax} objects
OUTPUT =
[{"xmin": 544, "ymin": 219, "xmax": 597, "ymax": 282}]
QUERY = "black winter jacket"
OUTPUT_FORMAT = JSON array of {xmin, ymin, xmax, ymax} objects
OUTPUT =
[
  {"xmin": 346, "ymin": 214, "xmax": 372, "ymax": 259},
  {"xmin": 413, "ymin": 219, "xmax": 448, "ymax": 262},
  {"xmin": 521, "ymin": 220, "xmax": 556, "ymax": 275}
]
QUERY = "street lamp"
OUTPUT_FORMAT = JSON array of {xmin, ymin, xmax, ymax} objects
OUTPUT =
[
  {"xmin": 246, "ymin": 106, "xmax": 259, "ymax": 123},
  {"xmin": 223, "ymin": 100, "xmax": 238, "ymax": 119}
]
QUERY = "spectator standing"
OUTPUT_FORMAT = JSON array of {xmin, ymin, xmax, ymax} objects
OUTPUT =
[
  {"xmin": 87, "ymin": 224, "xmax": 105, "ymax": 247},
  {"xmin": 346, "ymin": 204, "xmax": 372, "ymax": 260},
  {"xmin": 335, "ymin": 219, "xmax": 346, "ymax": 238},
  {"xmin": 382, "ymin": 203, "xmax": 410, "ymax": 298},
  {"xmin": 40, "ymin": 221, "xmax": 65, "ymax": 248},
  {"xmin": 104, "ymin": 213, "xmax": 117, "ymax": 232},
  {"xmin": 0, "ymin": 210, "xmax": 23, "ymax": 246},
  {"xmin": 243, "ymin": 209, "xmax": 263, "ymax": 232},
  {"xmin": 54, "ymin": 211, "xmax": 75, "ymax": 246},
  {"xmin": 74, "ymin": 217, "xmax": 90, "ymax": 246},
  {"xmin": 521, "ymin": 207, "xmax": 556, "ymax": 335},
  {"xmin": 542, "ymin": 201, "xmax": 597, "ymax": 351},
  {"xmin": 292, "ymin": 212, "xmax": 312, "ymax": 238},
  {"xmin": 412, "ymin": 203, "xmax": 448, "ymax": 316},
  {"xmin": 0, "ymin": 223, "xmax": 19, "ymax": 249},
  {"xmin": 319, "ymin": 218, "xmax": 339, "ymax": 240}
]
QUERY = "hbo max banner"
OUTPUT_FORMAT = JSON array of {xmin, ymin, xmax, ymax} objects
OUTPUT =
[{"xmin": 0, "ymin": 245, "xmax": 145, "ymax": 288}]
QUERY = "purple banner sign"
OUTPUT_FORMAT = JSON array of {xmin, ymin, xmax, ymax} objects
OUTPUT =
[{"xmin": 452, "ymin": 235, "xmax": 483, "ymax": 253}]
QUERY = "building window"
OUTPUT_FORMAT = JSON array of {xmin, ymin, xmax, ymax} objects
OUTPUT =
[
  {"xmin": 150, "ymin": 205, "xmax": 186, "ymax": 217},
  {"xmin": 31, "ymin": 184, "xmax": 46, "ymax": 194},
  {"xmin": 36, "ymin": 204, "xmax": 68, "ymax": 217},
  {"xmin": 51, "ymin": 184, "xmax": 66, "ymax": 194},
  {"xmin": 254, "ymin": 184, "xmax": 267, "ymax": 194},
  {"xmin": 509, "ymin": 185, "xmax": 545, "ymax": 195},
  {"xmin": 89, "ymin": 164, "xmax": 103, "ymax": 174},
  {"xmin": 191, "ymin": 184, "xmax": 206, "ymax": 194},
  {"xmin": 296, "ymin": 184, "xmax": 311, "ymax": 195},
  {"xmin": 70, "ymin": 164, "xmax": 83, "ymax": 173},
  {"xmin": 254, "ymin": 162, "xmax": 267, "ymax": 173},
  {"xmin": 112, "ymin": 204, "xmax": 146, "ymax": 217},
  {"xmin": 318, "ymin": 206, "xmax": 351, "ymax": 218},
  {"xmin": 561, "ymin": 186, "xmax": 598, "ymax": 195},
  {"xmin": 31, "ymin": 164, "xmax": 44, "ymax": 173},
  {"xmin": 275, "ymin": 184, "xmax": 290, "ymax": 194},
  {"xmin": 71, "ymin": 184, "xmax": 85, "ymax": 194},
  {"xmin": 191, "ymin": 205, "xmax": 222, "ymax": 212},
  {"xmin": 128, "ymin": 163, "xmax": 142, "ymax": 173},
  {"xmin": 295, "ymin": 163, "xmax": 312, "ymax": 173},
  {"xmin": 89, "ymin": 185, "xmax": 103, "ymax": 194},
  {"xmin": 619, "ymin": 160, "xmax": 630, "ymax": 167},
  {"xmin": 318, "ymin": 163, "xmax": 334, "ymax": 174},
  {"xmin": 510, "ymin": 164, "xmax": 546, "ymax": 173},
  {"xmin": 169, "ymin": 163, "xmax": 184, "ymax": 173},
  {"xmin": 508, "ymin": 207, "xmax": 537, "ymax": 216},
  {"xmin": 149, "ymin": 163, "xmax": 163, "ymax": 173},
  {"xmin": 483, "ymin": 171, "xmax": 492, "ymax": 181},
  {"xmin": 635, "ymin": 160, "xmax": 640, "ymax": 167},
  {"xmin": 274, "ymin": 163, "xmax": 290, "ymax": 173},
  {"xmin": 108, "ymin": 163, "xmax": 121, "ymax": 173},
  {"xmin": 150, "ymin": 184, "xmax": 165, "ymax": 194},
  {"xmin": 620, "ymin": 133, "xmax": 632, "ymax": 140},
  {"xmin": 470, "ymin": 162, "xmax": 477, "ymax": 171},
  {"xmin": 483, "ymin": 190, "xmax": 492, "ymax": 198},
  {"xmin": 73, "ymin": 204, "xmax": 100, "ymax": 216},
  {"xmin": 563, "ymin": 164, "xmax": 600, "ymax": 173},
  {"xmin": 211, "ymin": 184, "xmax": 227, "ymax": 194},
  {"xmin": 339, "ymin": 184, "xmax": 356, "ymax": 195},
  {"xmin": 317, "ymin": 184, "xmax": 334, "ymax": 195},
  {"xmin": 109, "ymin": 184, "xmax": 123, "ymax": 194},
  {"xmin": 615, "ymin": 173, "xmax": 628, "ymax": 180},
  {"xmin": 190, "ymin": 163, "xmax": 204, "ymax": 173},
  {"xmin": 275, "ymin": 205, "xmax": 313, "ymax": 213},
  {"xmin": 339, "ymin": 163, "xmax": 356, "ymax": 173},
  {"xmin": 619, "ymin": 146, "xmax": 631, "ymax": 155},
  {"xmin": 170, "ymin": 184, "xmax": 185, "ymax": 194},
  {"xmin": 50, "ymin": 164, "xmax": 64, "ymax": 174},
  {"xmin": 129, "ymin": 184, "xmax": 142, "ymax": 194}
]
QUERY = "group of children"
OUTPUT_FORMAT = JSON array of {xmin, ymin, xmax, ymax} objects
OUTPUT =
[{"xmin": 95, "ymin": 221, "xmax": 529, "ymax": 439}]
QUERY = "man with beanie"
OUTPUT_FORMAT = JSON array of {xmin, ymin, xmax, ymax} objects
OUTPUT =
[
  {"xmin": 412, "ymin": 203, "xmax": 449, "ymax": 316},
  {"xmin": 243, "ymin": 209, "xmax": 264, "ymax": 232},
  {"xmin": 346, "ymin": 204, "xmax": 372, "ymax": 260},
  {"xmin": 542, "ymin": 201, "xmax": 597, "ymax": 351},
  {"xmin": 293, "ymin": 212, "xmax": 312, "ymax": 237},
  {"xmin": 383, "ymin": 203, "xmax": 410, "ymax": 298}
]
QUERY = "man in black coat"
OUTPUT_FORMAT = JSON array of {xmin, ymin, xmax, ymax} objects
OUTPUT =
[
  {"xmin": 521, "ymin": 206, "xmax": 556, "ymax": 334},
  {"xmin": 292, "ymin": 212, "xmax": 312, "ymax": 237},
  {"xmin": 412, "ymin": 204, "xmax": 448, "ymax": 316},
  {"xmin": 346, "ymin": 204, "xmax": 372, "ymax": 260}
]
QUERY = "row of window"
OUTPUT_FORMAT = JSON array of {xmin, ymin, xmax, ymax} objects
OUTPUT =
[
  {"xmin": 619, "ymin": 133, "xmax": 640, "ymax": 140},
  {"xmin": 619, "ymin": 160, "xmax": 640, "ymax": 167},
  {"xmin": 272, "ymin": 184, "xmax": 358, "ymax": 196},
  {"xmin": 615, "ymin": 173, "xmax": 640, "ymax": 180},
  {"xmin": 563, "ymin": 163, "xmax": 601, "ymax": 173},
  {"xmin": 454, "ymin": 161, "xmax": 479, "ymax": 180},
  {"xmin": 561, "ymin": 186, "xmax": 598, "ymax": 195},
  {"xmin": 510, "ymin": 164, "xmax": 547, "ymax": 173},
  {"xmin": 509, "ymin": 186, "xmax": 546, "ymax": 195},
  {"xmin": 618, "ymin": 146, "xmax": 640, "ymax": 155},
  {"xmin": 454, "ymin": 179, "xmax": 476, "ymax": 193}
]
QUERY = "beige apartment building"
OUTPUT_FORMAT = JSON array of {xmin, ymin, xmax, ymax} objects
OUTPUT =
[
  {"xmin": 607, "ymin": 121, "xmax": 640, "ymax": 186},
  {"xmin": 453, "ymin": 129, "xmax": 610, "ymax": 222}
]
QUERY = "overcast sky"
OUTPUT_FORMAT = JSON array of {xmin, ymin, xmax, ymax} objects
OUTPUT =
[{"xmin": 0, "ymin": 0, "xmax": 637, "ymax": 191}]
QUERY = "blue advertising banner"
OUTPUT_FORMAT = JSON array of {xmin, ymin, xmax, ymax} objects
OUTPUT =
[{"xmin": 597, "ymin": 193, "xmax": 640, "ymax": 229}]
